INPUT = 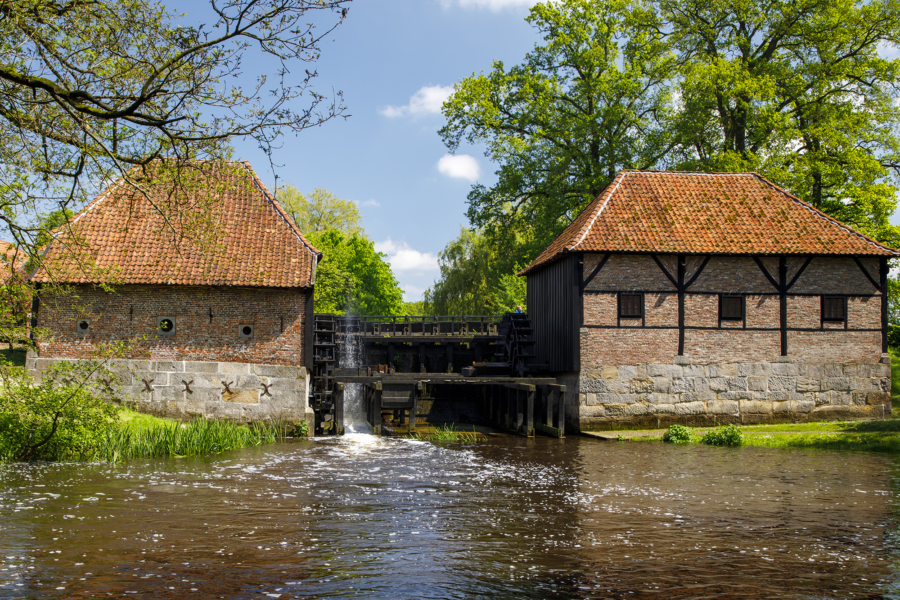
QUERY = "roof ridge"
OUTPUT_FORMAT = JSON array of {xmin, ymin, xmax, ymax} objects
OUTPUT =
[
  {"xmin": 569, "ymin": 171, "xmax": 628, "ymax": 251},
  {"xmin": 239, "ymin": 162, "xmax": 322, "ymax": 259}
]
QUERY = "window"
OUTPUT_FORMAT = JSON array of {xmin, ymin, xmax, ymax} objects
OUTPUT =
[
  {"xmin": 822, "ymin": 296, "xmax": 847, "ymax": 322},
  {"xmin": 720, "ymin": 295, "xmax": 744, "ymax": 321},
  {"xmin": 619, "ymin": 293, "xmax": 643, "ymax": 318},
  {"xmin": 76, "ymin": 319, "xmax": 90, "ymax": 333},
  {"xmin": 239, "ymin": 324, "xmax": 254, "ymax": 338},
  {"xmin": 157, "ymin": 316, "xmax": 176, "ymax": 336}
]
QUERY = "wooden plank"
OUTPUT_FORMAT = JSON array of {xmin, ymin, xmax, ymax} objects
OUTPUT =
[
  {"xmin": 535, "ymin": 423, "xmax": 563, "ymax": 438},
  {"xmin": 558, "ymin": 389, "xmax": 566, "ymax": 436},
  {"xmin": 525, "ymin": 386, "xmax": 534, "ymax": 437},
  {"xmin": 334, "ymin": 383, "xmax": 344, "ymax": 436}
]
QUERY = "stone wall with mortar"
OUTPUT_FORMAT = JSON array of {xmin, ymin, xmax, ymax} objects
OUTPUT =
[
  {"xmin": 573, "ymin": 355, "xmax": 892, "ymax": 431},
  {"xmin": 26, "ymin": 353, "xmax": 311, "ymax": 425}
]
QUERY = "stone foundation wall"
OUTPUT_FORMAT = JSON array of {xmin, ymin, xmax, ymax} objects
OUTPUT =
[
  {"xmin": 27, "ymin": 352, "xmax": 311, "ymax": 425},
  {"xmin": 574, "ymin": 355, "xmax": 892, "ymax": 431}
]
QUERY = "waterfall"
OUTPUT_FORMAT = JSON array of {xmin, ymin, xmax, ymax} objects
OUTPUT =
[{"xmin": 339, "ymin": 320, "xmax": 371, "ymax": 433}]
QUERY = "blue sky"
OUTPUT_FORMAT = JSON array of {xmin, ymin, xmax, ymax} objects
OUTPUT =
[{"xmin": 219, "ymin": 0, "xmax": 544, "ymax": 302}]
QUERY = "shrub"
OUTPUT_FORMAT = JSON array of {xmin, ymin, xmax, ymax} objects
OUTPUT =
[
  {"xmin": 662, "ymin": 424, "xmax": 693, "ymax": 443},
  {"xmin": 701, "ymin": 424, "xmax": 743, "ymax": 447}
]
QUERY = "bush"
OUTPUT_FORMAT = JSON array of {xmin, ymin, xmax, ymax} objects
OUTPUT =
[
  {"xmin": 662, "ymin": 424, "xmax": 693, "ymax": 443},
  {"xmin": 701, "ymin": 424, "xmax": 743, "ymax": 447}
]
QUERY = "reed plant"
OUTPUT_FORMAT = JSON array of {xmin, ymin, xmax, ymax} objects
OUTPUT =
[
  {"xmin": 95, "ymin": 414, "xmax": 287, "ymax": 462},
  {"xmin": 411, "ymin": 422, "xmax": 479, "ymax": 442}
]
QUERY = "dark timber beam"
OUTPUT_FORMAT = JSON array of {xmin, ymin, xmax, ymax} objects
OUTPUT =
[
  {"xmin": 881, "ymin": 256, "xmax": 889, "ymax": 353},
  {"xmin": 677, "ymin": 255, "xmax": 686, "ymax": 356},
  {"xmin": 779, "ymin": 257, "xmax": 787, "ymax": 356}
]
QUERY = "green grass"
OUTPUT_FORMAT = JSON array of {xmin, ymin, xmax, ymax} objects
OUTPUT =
[
  {"xmin": 410, "ymin": 423, "xmax": 479, "ymax": 443},
  {"xmin": 95, "ymin": 409, "xmax": 288, "ymax": 462}
]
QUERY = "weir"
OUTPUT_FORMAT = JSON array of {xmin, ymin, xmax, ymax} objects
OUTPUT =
[{"xmin": 310, "ymin": 313, "xmax": 566, "ymax": 437}]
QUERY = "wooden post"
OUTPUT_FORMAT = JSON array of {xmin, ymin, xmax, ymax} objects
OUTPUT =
[
  {"xmin": 335, "ymin": 383, "xmax": 344, "ymax": 436},
  {"xmin": 410, "ymin": 382, "xmax": 419, "ymax": 433},
  {"xmin": 525, "ymin": 385, "xmax": 534, "ymax": 437},
  {"xmin": 446, "ymin": 343, "xmax": 454, "ymax": 373},
  {"xmin": 779, "ymin": 256, "xmax": 788, "ymax": 356},
  {"xmin": 558, "ymin": 386, "xmax": 566, "ymax": 436},
  {"xmin": 372, "ymin": 382, "xmax": 382, "ymax": 435},
  {"xmin": 419, "ymin": 344, "xmax": 426, "ymax": 373},
  {"xmin": 515, "ymin": 388, "xmax": 523, "ymax": 432},
  {"xmin": 543, "ymin": 386, "xmax": 551, "ymax": 428}
]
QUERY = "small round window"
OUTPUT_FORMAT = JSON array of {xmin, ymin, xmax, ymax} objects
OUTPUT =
[
  {"xmin": 239, "ymin": 324, "xmax": 254, "ymax": 338},
  {"xmin": 76, "ymin": 319, "xmax": 89, "ymax": 333},
  {"xmin": 156, "ymin": 316, "xmax": 176, "ymax": 336}
]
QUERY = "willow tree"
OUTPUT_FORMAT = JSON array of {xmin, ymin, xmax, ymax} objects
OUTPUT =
[
  {"xmin": 440, "ymin": 0, "xmax": 676, "ymax": 260},
  {"xmin": 0, "ymin": 0, "xmax": 351, "ymax": 261}
]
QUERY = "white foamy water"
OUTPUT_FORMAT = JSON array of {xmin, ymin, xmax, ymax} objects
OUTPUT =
[{"xmin": 339, "ymin": 322, "xmax": 371, "ymax": 434}]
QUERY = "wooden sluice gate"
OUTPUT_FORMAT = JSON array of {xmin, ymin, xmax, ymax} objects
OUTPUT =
[{"xmin": 311, "ymin": 312, "xmax": 565, "ymax": 437}]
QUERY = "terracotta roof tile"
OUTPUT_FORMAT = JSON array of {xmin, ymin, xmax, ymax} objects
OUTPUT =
[
  {"xmin": 31, "ymin": 160, "xmax": 320, "ymax": 288},
  {"xmin": 521, "ymin": 171, "xmax": 899, "ymax": 275}
]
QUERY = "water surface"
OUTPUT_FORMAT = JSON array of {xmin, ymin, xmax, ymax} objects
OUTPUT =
[{"xmin": 0, "ymin": 436, "xmax": 899, "ymax": 599}]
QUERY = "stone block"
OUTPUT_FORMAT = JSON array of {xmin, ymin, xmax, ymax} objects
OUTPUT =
[
  {"xmin": 821, "ymin": 377, "xmax": 847, "ymax": 391},
  {"xmin": 606, "ymin": 378, "xmax": 632, "ymax": 394},
  {"xmin": 881, "ymin": 354, "xmax": 892, "ymax": 365},
  {"xmin": 682, "ymin": 391, "xmax": 716, "ymax": 403},
  {"xmin": 603, "ymin": 404, "xmax": 631, "ymax": 416},
  {"xmin": 726, "ymin": 377, "xmax": 748, "ymax": 391},
  {"xmin": 618, "ymin": 365, "xmax": 637, "ymax": 379},
  {"xmin": 219, "ymin": 362, "xmax": 251, "ymax": 375},
  {"xmin": 615, "ymin": 394, "xmax": 637, "ymax": 405},
  {"xmin": 653, "ymin": 377, "xmax": 672, "ymax": 393},
  {"xmin": 189, "ymin": 388, "xmax": 223, "ymax": 403},
  {"xmin": 773, "ymin": 401, "xmax": 792, "ymax": 413},
  {"xmin": 851, "ymin": 391, "xmax": 868, "ymax": 406},
  {"xmin": 707, "ymin": 400, "xmax": 739, "ymax": 414},
  {"xmin": 842, "ymin": 364, "xmax": 858, "ymax": 377},
  {"xmin": 252, "ymin": 364, "xmax": 300, "ymax": 378},
  {"xmin": 601, "ymin": 366, "xmax": 618, "ymax": 378},
  {"xmin": 666, "ymin": 365, "xmax": 684, "ymax": 378},
  {"xmin": 708, "ymin": 378, "xmax": 728, "ymax": 392},
  {"xmin": 719, "ymin": 391, "xmax": 753, "ymax": 401},
  {"xmin": 625, "ymin": 403, "xmax": 651, "ymax": 416},
  {"xmin": 850, "ymin": 378, "xmax": 878, "ymax": 392},
  {"xmin": 796, "ymin": 377, "xmax": 820, "ymax": 393},
  {"xmin": 674, "ymin": 355, "xmax": 692, "ymax": 365},
  {"xmin": 235, "ymin": 375, "xmax": 261, "ymax": 388},
  {"xmin": 716, "ymin": 363, "xmax": 739, "ymax": 377},
  {"xmin": 740, "ymin": 400, "xmax": 773, "ymax": 414},
  {"xmin": 154, "ymin": 361, "xmax": 184, "ymax": 373},
  {"xmin": 878, "ymin": 363, "xmax": 892, "ymax": 378},
  {"xmin": 738, "ymin": 363, "xmax": 773, "ymax": 377},
  {"xmin": 815, "ymin": 391, "xmax": 832, "ymax": 406},
  {"xmin": 595, "ymin": 393, "xmax": 620, "ymax": 405},
  {"xmin": 675, "ymin": 401, "xmax": 705, "ymax": 415},
  {"xmin": 183, "ymin": 361, "xmax": 220, "ymax": 373},
  {"xmin": 579, "ymin": 378, "xmax": 605, "ymax": 393},
  {"xmin": 205, "ymin": 402, "xmax": 245, "ymax": 420},
  {"xmin": 772, "ymin": 363, "xmax": 799, "ymax": 376},
  {"xmin": 748, "ymin": 377, "xmax": 768, "ymax": 392},
  {"xmin": 866, "ymin": 392, "xmax": 890, "ymax": 406},
  {"xmin": 683, "ymin": 364, "xmax": 707, "ymax": 378},
  {"xmin": 823, "ymin": 364, "xmax": 844, "ymax": 377},
  {"xmin": 585, "ymin": 393, "xmax": 597, "ymax": 406},
  {"xmin": 836, "ymin": 391, "xmax": 852, "ymax": 406},
  {"xmin": 631, "ymin": 378, "xmax": 654, "ymax": 394},
  {"xmin": 653, "ymin": 403, "xmax": 676, "ymax": 414},
  {"xmin": 692, "ymin": 378, "xmax": 710, "ymax": 392},
  {"xmin": 648, "ymin": 393, "xmax": 678, "ymax": 405},
  {"xmin": 633, "ymin": 364, "xmax": 647, "ymax": 378},
  {"xmin": 132, "ymin": 371, "xmax": 168, "ymax": 387},
  {"xmin": 672, "ymin": 378, "xmax": 694, "ymax": 394},
  {"xmin": 152, "ymin": 386, "xmax": 183, "ymax": 404},
  {"xmin": 767, "ymin": 377, "xmax": 795, "ymax": 393},
  {"xmin": 223, "ymin": 388, "xmax": 259, "ymax": 404},
  {"xmin": 647, "ymin": 364, "xmax": 667, "ymax": 377},
  {"xmin": 803, "ymin": 364, "xmax": 825, "ymax": 378},
  {"xmin": 793, "ymin": 400, "xmax": 815, "ymax": 413},
  {"xmin": 581, "ymin": 405, "xmax": 606, "ymax": 418},
  {"xmin": 129, "ymin": 360, "xmax": 152, "ymax": 372}
]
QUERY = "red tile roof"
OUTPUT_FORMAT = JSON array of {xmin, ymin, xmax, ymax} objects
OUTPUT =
[
  {"xmin": 31, "ymin": 161, "xmax": 320, "ymax": 288},
  {"xmin": 521, "ymin": 170, "xmax": 899, "ymax": 275}
]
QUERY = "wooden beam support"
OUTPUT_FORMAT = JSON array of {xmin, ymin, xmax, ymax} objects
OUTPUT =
[
  {"xmin": 882, "ymin": 256, "xmax": 889, "ymax": 353},
  {"xmin": 334, "ymin": 383, "xmax": 345, "ymax": 436}
]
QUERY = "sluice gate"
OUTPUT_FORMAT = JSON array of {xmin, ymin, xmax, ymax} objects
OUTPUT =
[{"xmin": 310, "ymin": 313, "xmax": 566, "ymax": 437}]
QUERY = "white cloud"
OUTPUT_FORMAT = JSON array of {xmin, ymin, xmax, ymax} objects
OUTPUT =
[
  {"xmin": 437, "ymin": 154, "xmax": 481, "ymax": 181},
  {"xmin": 439, "ymin": 0, "xmax": 539, "ymax": 11},
  {"xmin": 357, "ymin": 199, "xmax": 381, "ymax": 208},
  {"xmin": 401, "ymin": 284, "xmax": 428, "ymax": 302},
  {"xmin": 380, "ymin": 85, "xmax": 453, "ymax": 118},
  {"xmin": 375, "ymin": 239, "xmax": 439, "ymax": 272}
]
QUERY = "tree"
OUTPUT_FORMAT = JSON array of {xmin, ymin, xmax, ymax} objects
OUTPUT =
[
  {"xmin": 425, "ymin": 228, "xmax": 527, "ymax": 315},
  {"xmin": 0, "ymin": 0, "xmax": 350, "ymax": 263},
  {"xmin": 440, "ymin": 0, "xmax": 675, "ymax": 259},
  {"xmin": 277, "ymin": 186, "xmax": 363, "ymax": 235},
  {"xmin": 307, "ymin": 230, "xmax": 404, "ymax": 316},
  {"xmin": 658, "ymin": 0, "xmax": 900, "ymax": 245}
]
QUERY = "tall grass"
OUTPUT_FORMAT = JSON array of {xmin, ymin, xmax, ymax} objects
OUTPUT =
[
  {"xmin": 411, "ymin": 423, "xmax": 479, "ymax": 442},
  {"xmin": 95, "ymin": 416, "xmax": 286, "ymax": 462}
]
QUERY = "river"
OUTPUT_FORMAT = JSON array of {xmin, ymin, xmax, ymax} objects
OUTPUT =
[{"xmin": 0, "ymin": 435, "xmax": 898, "ymax": 599}]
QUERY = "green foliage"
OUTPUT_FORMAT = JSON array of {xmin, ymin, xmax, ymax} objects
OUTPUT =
[
  {"xmin": 95, "ymin": 416, "xmax": 285, "ymax": 462},
  {"xmin": 293, "ymin": 419, "xmax": 310, "ymax": 438},
  {"xmin": 403, "ymin": 300, "xmax": 429, "ymax": 316},
  {"xmin": 0, "ymin": 0, "xmax": 349, "ymax": 266},
  {"xmin": 701, "ymin": 425, "xmax": 744, "ymax": 447},
  {"xmin": 308, "ymin": 230, "xmax": 404, "ymax": 316},
  {"xmin": 425, "ymin": 227, "xmax": 527, "ymax": 315},
  {"xmin": 0, "ymin": 356, "xmax": 121, "ymax": 461},
  {"xmin": 439, "ymin": 0, "xmax": 900, "ymax": 280},
  {"xmin": 662, "ymin": 424, "xmax": 693, "ymax": 443},
  {"xmin": 440, "ymin": 0, "xmax": 676, "ymax": 258},
  {"xmin": 277, "ymin": 186, "xmax": 364, "ymax": 236}
]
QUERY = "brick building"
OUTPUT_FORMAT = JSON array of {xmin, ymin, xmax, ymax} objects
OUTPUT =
[
  {"xmin": 26, "ymin": 160, "xmax": 320, "ymax": 424},
  {"xmin": 522, "ymin": 171, "xmax": 899, "ymax": 431}
]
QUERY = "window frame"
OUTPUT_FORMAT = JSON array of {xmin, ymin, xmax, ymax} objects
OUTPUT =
[
  {"xmin": 156, "ymin": 316, "xmax": 176, "ymax": 337},
  {"xmin": 76, "ymin": 318, "xmax": 90, "ymax": 334},
  {"xmin": 239, "ymin": 324, "xmax": 255, "ymax": 339},
  {"xmin": 617, "ymin": 292, "xmax": 645, "ymax": 323},
  {"xmin": 821, "ymin": 295, "xmax": 848, "ymax": 327},
  {"xmin": 718, "ymin": 294, "xmax": 745, "ymax": 324}
]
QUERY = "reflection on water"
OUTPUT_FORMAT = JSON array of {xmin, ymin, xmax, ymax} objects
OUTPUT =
[{"xmin": 0, "ymin": 436, "xmax": 899, "ymax": 599}]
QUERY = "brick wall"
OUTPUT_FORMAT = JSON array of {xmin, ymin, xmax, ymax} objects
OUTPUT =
[{"xmin": 36, "ymin": 284, "xmax": 307, "ymax": 366}]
